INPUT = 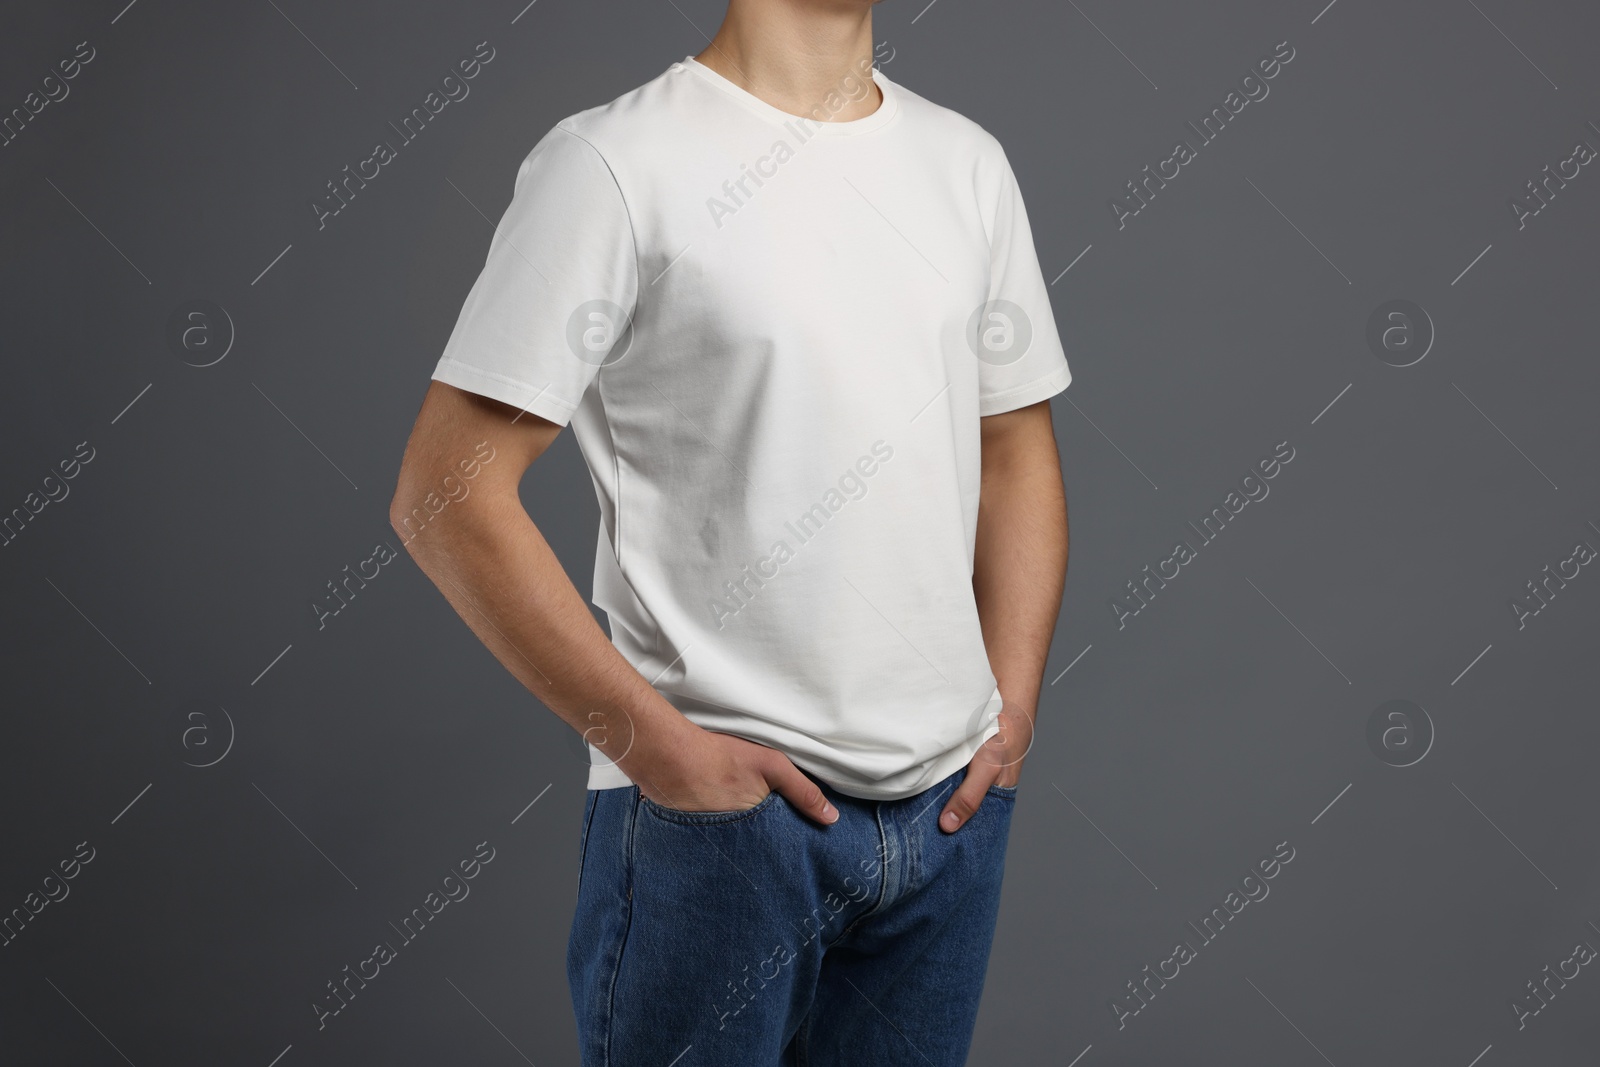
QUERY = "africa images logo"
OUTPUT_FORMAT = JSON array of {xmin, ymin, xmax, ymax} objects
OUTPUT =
[{"xmin": 966, "ymin": 299, "xmax": 1034, "ymax": 366}]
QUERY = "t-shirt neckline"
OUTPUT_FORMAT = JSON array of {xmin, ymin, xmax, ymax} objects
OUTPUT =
[{"xmin": 677, "ymin": 55, "xmax": 898, "ymax": 136}]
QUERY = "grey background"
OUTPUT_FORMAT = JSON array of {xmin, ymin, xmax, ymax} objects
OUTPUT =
[{"xmin": 3, "ymin": 0, "xmax": 1597, "ymax": 1063}]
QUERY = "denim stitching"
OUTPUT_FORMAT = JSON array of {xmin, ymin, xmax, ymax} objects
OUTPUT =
[
  {"xmin": 830, "ymin": 801, "xmax": 892, "ymax": 948},
  {"xmin": 575, "ymin": 790, "xmax": 599, "ymax": 904},
  {"xmin": 599, "ymin": 788, "xmax": 641, "ymax": 1067},
  {"xmin": 637, "ymin": 789, "xmax": 779, "ymax": 826}
]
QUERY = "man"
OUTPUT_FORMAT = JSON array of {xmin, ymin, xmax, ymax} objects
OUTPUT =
[{"xmin": 391, "ymin": 0, "xmax": 1069, "ymax": 1062}]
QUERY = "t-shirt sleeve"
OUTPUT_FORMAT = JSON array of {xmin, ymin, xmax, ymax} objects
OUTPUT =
[
  {"xmin": 431, "ymin": 124, "xmax": 639, "ymax": 426},
  {"xmin": 974, "ymin": 146, "xmax": 1072, "ymax": 416}
]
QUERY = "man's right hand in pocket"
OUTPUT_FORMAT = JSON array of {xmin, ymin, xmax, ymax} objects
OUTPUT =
[{"xmin": 625, "ymin": 721, "xmax": 839, "ymax": 825}]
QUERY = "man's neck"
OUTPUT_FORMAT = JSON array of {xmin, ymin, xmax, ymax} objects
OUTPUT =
[{"xmin": 694, "ymin": 0, "xmax": 881, "ymax": 122}]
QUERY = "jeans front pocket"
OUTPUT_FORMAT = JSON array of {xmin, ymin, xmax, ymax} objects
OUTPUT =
[{"xmin": 637, "ymin": 787, "xmax": 780, "ymax": 826}]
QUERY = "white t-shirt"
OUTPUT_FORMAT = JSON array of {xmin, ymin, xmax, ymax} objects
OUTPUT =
[{"xmin": 432, "ymin": 55, "xmax": 1071, "ymax": 800}]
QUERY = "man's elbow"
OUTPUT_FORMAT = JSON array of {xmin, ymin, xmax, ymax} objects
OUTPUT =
[
  {"xmin": 387, "ymin": 496, "xmax": 430, "ymax": 550},
  {"xmin": 387, "ymin": 488, "xmax": 429, "ymax": 552},
  {"xmin": 388, "ymin": 448, "xmax": 515, "ymax": 557},
  {"xmin": 387, "ymin": 456, "xmax": 453, "ymax": 555}
]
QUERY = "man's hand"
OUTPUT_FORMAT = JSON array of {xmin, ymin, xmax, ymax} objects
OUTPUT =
[
  {"xmin": 627, "ymin": 723, "xmax": 839, "ymax": 826},
  {"xmin": 939, "ymin": 704, "xmax": 1035, "ymax": 833}
]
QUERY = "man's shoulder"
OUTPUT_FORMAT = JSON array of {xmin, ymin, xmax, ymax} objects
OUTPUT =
[
  {"xmin": 881, "ymin": 71, "xmax": 1008, "ymax": 164},
  {"xmin": 545, "ymin": 61, "xmax": 688, "ymax": 160}
]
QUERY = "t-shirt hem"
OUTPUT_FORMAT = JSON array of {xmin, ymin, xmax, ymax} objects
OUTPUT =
[
  {"xmin": 583, "ymin": 717, "xmax": 1004, "ymax": 801},
  {"xmin": 432, "ymin": 358, "xmax": 579, "ymax": 427},
  {"xmin": 586, "ymin": 760, "xmax": 634, "ymax": 790},
  {"xmin": 979, "ymin": 362, "xmax": 1072, "ymax": 417}
]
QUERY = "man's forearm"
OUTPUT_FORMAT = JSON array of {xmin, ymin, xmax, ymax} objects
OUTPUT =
[
  {"xmin": 973, "ymin": 402, "xmax": 1070, "ymax": 722},
  {"xmin": 392, "ymin": 488, "xmax": 691, "ymax": 768}
]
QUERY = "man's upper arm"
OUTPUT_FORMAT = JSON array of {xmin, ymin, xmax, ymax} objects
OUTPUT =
[
  {"xmin": 390, "ymin": 381, "xmax": 561, "ymax": 528},
  {"xmin": 980, "ymin": 398, "xmax": 1058, "ymax": 464}
]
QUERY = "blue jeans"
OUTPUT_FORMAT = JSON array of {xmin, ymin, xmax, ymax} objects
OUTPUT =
[{"xmin": 567, "ymin": 766, "xmax": 1016, "ymax": 1066}]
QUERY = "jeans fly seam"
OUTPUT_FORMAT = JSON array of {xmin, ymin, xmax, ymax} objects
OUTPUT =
[{"xmin": 831, "ymin": 801, "xmax": 892, "ymax": 948}]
